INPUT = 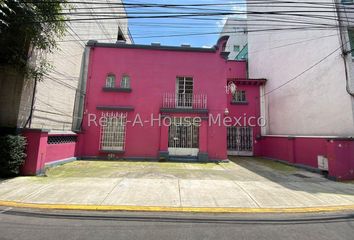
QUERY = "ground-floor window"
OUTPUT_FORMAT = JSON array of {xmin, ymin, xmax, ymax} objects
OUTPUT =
[
  {"xmin": 100, "ymin": 112, "xmax": 127, "ymax": 151},
  {"xmin": 227, "ymin": 126, "xmax": 253, "ymax": 156}
]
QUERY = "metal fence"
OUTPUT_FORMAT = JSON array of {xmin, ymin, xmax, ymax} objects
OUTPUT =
[{"xmin": 163, "ymin": 93, "xmax": 207, "ymax": 109}]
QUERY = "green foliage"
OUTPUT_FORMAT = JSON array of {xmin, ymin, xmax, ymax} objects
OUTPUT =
[
  {"xmin": 0, "ymin": 135, "xmax": 27, "ymax": 177},
  {"xmin": 0, "ymin": 0, "xmax": 68, "ymax": 80}
]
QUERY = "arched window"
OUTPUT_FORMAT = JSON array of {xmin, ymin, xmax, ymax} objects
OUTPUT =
[
  {"xmin": 121, "ymin": 75, "xmax": 130, "ymax": 89},
  {"xmin": 106, "ymin": 74, "xmax": 116, "ymax": 88}
]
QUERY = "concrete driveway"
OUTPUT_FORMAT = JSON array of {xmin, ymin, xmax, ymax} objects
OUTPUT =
[{"xmin": 1, "ymin": 157, "xmax": 354, "ymax": 210}]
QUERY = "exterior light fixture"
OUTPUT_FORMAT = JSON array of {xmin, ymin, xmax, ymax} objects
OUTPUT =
[{"xmin": 224, "ymin": 108, "xmax": 230, "ymax": 116}]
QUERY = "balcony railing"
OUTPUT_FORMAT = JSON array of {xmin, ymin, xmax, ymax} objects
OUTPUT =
[{"xmin": 162, "ymin": 93, "xmax": 207, "ymax": 109}]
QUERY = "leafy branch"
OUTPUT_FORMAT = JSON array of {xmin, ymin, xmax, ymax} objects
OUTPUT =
[{"xmin": 0, "ymin": 0, "xmax": 68, "ymax": 81}]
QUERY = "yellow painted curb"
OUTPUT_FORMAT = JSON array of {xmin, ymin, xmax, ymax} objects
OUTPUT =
[{"xmin": 1, "ymin": 200, "xmax": 354, "ymax": 213}]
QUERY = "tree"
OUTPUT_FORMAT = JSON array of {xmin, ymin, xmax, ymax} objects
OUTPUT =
[{"xmin": 0, "ymin": 0, "xmax": 68, "ymax": 80}]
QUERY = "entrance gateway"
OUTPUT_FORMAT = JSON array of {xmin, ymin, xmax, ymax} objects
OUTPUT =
[
  {"xmin": 168, "ymin": 117, "xmax": 199, "ymax": 156},
  {"xmin": 227, "ymin": 126, "xmax": 253, "ymax": 156}
]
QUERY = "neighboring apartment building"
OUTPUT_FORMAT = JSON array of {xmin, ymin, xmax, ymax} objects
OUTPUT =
[
  {"xmin": 16, "ymin": 0, "xmax": 132, "ymax": 131},
  {"xmin": 241, "ymin": 0, "xmax": 354, "ymax": 179},
  {"xmin": 220, "ymin": 18, "xmax": 248, "ymax": 60},
  {"xmin": 72, "ymin": 36, "xmax": 265, "ymax": 161}
]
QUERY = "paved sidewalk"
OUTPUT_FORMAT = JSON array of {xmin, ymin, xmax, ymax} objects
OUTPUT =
[{"xmin": 1, "ymin": 158, "xmax": 354, "ymax": 210}]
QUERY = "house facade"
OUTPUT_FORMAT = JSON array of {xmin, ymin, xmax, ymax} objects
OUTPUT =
[{"xmin": 72, "ymin": 37, "xmax": 265, "ymax": 161}]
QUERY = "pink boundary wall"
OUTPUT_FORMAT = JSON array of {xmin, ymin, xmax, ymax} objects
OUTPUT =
[
  {"xmin": 21, "ymin": 129, "xmax": 78, "ymax": 175},
  {"xmin": 259, "ymin": 136, "xmax": 354, "ymax": 181},
  {"xmin": 21, "ymin": 129, "xmax": 354, "ymax": 180}
]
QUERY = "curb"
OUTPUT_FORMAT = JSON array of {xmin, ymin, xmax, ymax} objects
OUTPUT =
[{"xmin": 1, "ymin": 201, "xmax": 354, "ymax": 213}]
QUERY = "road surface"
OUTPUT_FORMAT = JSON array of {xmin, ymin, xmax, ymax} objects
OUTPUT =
[{"xmin": 0, "ymin": 207, "xmax": 353, "ymax": 240}]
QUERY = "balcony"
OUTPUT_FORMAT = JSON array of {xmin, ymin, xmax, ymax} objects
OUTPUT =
[{"xmin": 161, "ymin": 93, "xmax": 208, "ymax": 114}]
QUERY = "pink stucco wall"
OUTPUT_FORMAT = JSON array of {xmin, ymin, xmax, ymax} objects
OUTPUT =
[
  {"xmin": 21, "ymin": 130, "xmax": 48, "ymax": 175},
  {"xmin": 45, "ymin": 143, "xmax": 77, "ymax": 164},
  {"xmin": 260, "ymin": 136, "xmax": 327, "ymax": 168},
  {"xmin": 79, "ymin": 40, "xmax": 252, "ymax": 160},
  {"xmin": 260, "ymin": 136, "xmax": 354, "ymax": 180},
  {"xmin": 21, "ymin": 130, "xmax": 78, "ymax": 175}
]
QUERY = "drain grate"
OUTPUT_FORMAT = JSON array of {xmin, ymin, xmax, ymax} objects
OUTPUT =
[{"xmin": 292, "ymin": 173, "xmax": 312, "ymax": 178}]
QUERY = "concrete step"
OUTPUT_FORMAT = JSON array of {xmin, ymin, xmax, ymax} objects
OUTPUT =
[{"xmin": 169, "ymin": 155, "xmax": 199, "ymax": 162}]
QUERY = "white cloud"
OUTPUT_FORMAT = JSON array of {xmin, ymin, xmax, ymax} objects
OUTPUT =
[{"xmin": 216, "ymin": 1, "xmax": 246, "ymax": 29}]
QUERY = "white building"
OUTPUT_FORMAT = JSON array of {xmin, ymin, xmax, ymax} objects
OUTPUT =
[
  {"xmin": 220, "ymin": 18, "xmax": 248, "ymax": 60},
  {"xmin": 17, "ymin": 0, "xmax": 132, "ymax": 130},
  {"xmin": 245, "ymin": 0, "xmax": 354, "ymax": 137}
]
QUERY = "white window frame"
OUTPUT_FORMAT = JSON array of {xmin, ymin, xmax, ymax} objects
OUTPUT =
[
  {"xmin": 100, "ymin": 112, "xmax": 127, "ymax": 151},
  {"xmin": 233, "ymin": 90, "xmax": 247, "ymax": 103},
  {"xmin": 233, "ymin": 45, "xmax": 240, "ymax": 52},
  {"xmin": 106, "ymin": 74, "xmax": 116, "ymax": 88},
  {"xmin": 176, "ymin": 76, "xmax": 193, "ymax": 108},
  {"xmin": 121, "ymin": 75, "xmax": 131, "ymax": 88}
]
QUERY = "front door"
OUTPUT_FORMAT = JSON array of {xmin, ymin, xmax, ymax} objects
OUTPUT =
[{"xmin": 168, "ymin": 118, "xmax": 199, "ymax": 156}]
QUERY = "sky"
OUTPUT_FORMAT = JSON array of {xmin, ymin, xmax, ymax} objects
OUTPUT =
[{"xmin": 125, "ymin": 0, "xmax": 244, "ymax": 47}]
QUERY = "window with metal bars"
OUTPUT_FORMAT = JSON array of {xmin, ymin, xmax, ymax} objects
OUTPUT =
[
  {"xmin": 100, "ymin": 113, "xmax": 127, "ymax": 151},
  {"xmin": 176, "ymin": 77, "xmax": 193, "ymax": 108},
  {"xmin": 121, "ymin": 75, "xmax": 131, "ymax": 88},
  {"xmin": 232, "ymin": 90, "xmax": 247, "ymax": 103},
  {"xmin": 106, "ymin": 74, "xmax": 116, "ymax": 88}
]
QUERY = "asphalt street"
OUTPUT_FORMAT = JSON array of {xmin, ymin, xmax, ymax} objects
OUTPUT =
[{"xmin": 0, "ymin": 207, "xmax": 353, "ymax": 240}]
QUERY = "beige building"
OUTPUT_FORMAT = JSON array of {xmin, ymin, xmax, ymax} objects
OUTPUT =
[
  {"xmin": 17, "ymin": 0, "xmax": 132, "ymax": 131},
  {"xmin": 220, "ymin": 18, "xmax": 248, "ymax": 60},
  {"xmin": 245, "ymin": 0, "xmax": 354, "ymax": 137}
]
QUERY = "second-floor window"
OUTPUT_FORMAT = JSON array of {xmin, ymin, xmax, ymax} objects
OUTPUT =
[
  {"xmin": 177, "ymin": 77, "xmax": 193, "ymax": 108},
  {"xmin": 232, "ymin": 90, "xmax": 247, "ymax": 103},
  {"xmin": 106, "ymin": 74, "xmax": 116, "ymax": 88},
  {"xmin": 121, "ymin": 75, "xmax": 131, "ymax": 88}
]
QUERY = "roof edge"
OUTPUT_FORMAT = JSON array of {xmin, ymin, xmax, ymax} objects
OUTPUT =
[{"xmin": 86, "ymin": 40, "xmax": 217, "ymax": 53}]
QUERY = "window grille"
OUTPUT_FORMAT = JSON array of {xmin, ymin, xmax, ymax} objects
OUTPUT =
[
  {"xmin": 121, "ymin": 75, "xmax": 131, "ymax": 88},
  {"xmin": 48, "ymin": 135, "xmax": 77, "ymax": 144},
  {"xmin": 232, "ymin": 90, "xmax": 247, "ymax": 103},
  {"xmin": 176, "ymin": 77, "xmax": 193, "ymax": 108},
  {"xmin": 106, "ymin": 74, "xmax": 116, "ymax": 88},
  {"xmin": 100, "ymin": 112, "xmax": 127, "ymax": 151}
]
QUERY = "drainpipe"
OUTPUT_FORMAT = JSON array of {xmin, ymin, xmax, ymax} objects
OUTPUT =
[{"xmin": 334, "ymin": 0, "xmax": 354, "ymax": 97}]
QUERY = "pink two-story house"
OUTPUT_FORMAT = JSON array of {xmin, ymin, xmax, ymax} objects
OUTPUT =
[
  {"xmin": 72, "ymin": 36, "xmax": 265, "ymax": 161},
  {"xmin": 21, "ymin": 36, "xmax": 354, "ymax": 180}
]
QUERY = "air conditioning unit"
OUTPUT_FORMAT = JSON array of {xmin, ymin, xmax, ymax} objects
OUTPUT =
[{"xmin": 318, "ymin": 155, "xmax": 329, "ymax": 171}]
